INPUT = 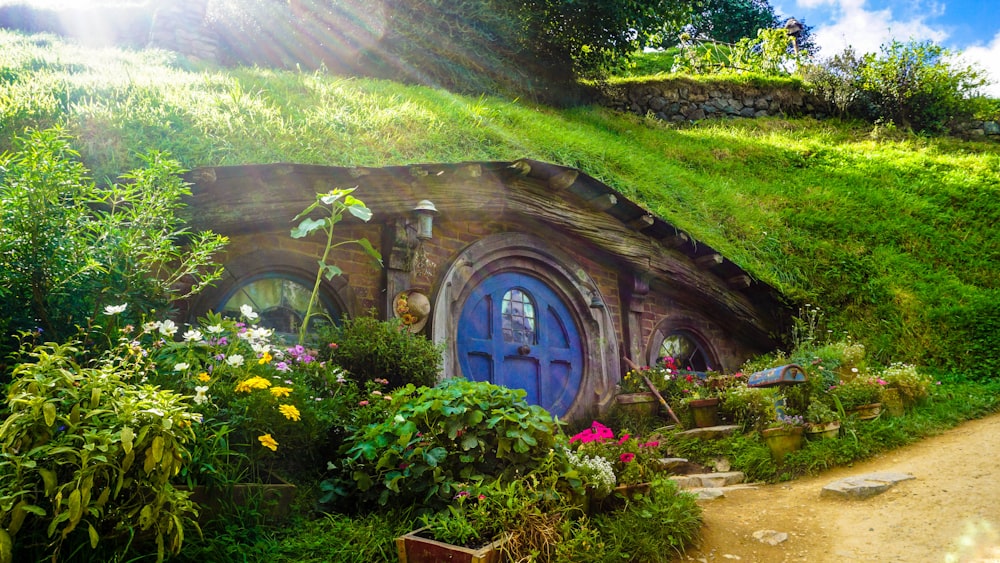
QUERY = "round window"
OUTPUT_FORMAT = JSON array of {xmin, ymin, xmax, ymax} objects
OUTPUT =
[
  {"xmin": 219, "ymin": 275, "xmax": 341, "ymax": 342},
  {"xmin": 658, "ymin": 331, "xmax": 713, "ymax": 373}
]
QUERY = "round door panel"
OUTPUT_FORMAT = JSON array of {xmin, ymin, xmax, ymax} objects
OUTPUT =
[{"xmin": 457, "ymin": 272, "xmax": 583, "ymax": 416}]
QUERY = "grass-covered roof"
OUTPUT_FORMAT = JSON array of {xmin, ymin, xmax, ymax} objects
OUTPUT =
[{"xmin": 2, "ymin": 29, "xmax": 998, "ymax": 376}]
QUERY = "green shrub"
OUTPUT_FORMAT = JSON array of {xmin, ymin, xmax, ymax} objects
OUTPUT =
[
  {"xmin": 322, "ymin": 314, "xmax": 443, "ymax": 389},
  {"xmin": 857, "ymin": 40, "xmax": 987, "ymax": 133},
  {"xmin": 0, "ymin": 341, "xmax": 200, "ymax": 562},
  {"xmin": 719, "ymin": 385, "xmax": 777, "ymax": 432},
  {"xmin": 341, "ymin": 379, "xmax": 563, "ymax": 508},
  {"xmin": 878, "ymin": 363, "xmax": 932, "ymax": 405},
  {"xmin": 0, "ymin": 127, "xmax": 226, "ymax": 371},
  {"xmin": 591, "ymin": 478, "xmax": 702, "ymax": 561}
]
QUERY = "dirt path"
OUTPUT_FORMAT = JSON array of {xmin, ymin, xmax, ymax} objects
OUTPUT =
[{"xmin": 680, "ymin": 413, "xmax": 1000, "ymax": 563}]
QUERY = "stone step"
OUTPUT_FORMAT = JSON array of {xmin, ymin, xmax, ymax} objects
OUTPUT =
[
  {"xmin": 688, "ymin": 483, "xmax": 761, "ymax": 500},
  {"xmin": 670, "ymin": 471, "xmax": 745, "ymax": 489}
]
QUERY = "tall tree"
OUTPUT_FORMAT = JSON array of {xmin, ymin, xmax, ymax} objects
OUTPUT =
[{"xmin": 685, "ymin": 0, "xmax": 777, "ymax": 44}]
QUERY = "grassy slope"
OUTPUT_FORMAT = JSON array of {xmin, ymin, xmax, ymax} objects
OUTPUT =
[{"xmin": 2, "ymin": 30, "xmax": 998, "ymax": 374}]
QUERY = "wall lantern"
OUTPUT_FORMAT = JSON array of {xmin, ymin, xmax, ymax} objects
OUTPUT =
[{"xmin": 412, "ymin": 200, "xmax": 438, "ymax": 240}]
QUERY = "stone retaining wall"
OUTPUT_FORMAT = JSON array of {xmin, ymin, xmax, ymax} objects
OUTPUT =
[
  {"xmin": 599, "ymin": 79, "xmax": 1000, "ymax": 140},
  {"xmin": 598, "ymin": 79, "xmax": 831, "ymax": 122}
]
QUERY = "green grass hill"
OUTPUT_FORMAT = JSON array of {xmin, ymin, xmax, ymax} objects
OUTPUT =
[{"xmin": 2, "ymin": 29, "xmax": 998, "ymax": 377}]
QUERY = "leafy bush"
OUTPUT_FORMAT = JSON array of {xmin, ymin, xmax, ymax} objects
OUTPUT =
[
  {"xmin": 321, "ymin": 314, "xmax": 443, "ymax": 389},
  {"xmin": 806, "ymin": 40, "xmax": 989, "ymax": 134},
  {"xmin": 878, "ymin": 363, "xmax": 932, "ymax": 405},
  {"xmin": 0, "ymin": 341, "xmax": 200, "ymax": 562},
  {"xmin": 591, "ymin": 478, "xmax": 702, "ymax": 561},
  {"xmin": 341, "ymin": 379, "xmax": 563, "ymax": 508},
  {"xmin": 0, "ymin": 127, "xmax": 226, "ymax": 371},
  {"xmin": 719, "ymin": 385, "xmax": 778, "ymax": 431}
]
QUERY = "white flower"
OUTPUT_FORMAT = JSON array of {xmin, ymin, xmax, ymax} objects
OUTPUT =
[
  {"xmin": 240, "ymin": 304, "xmax": 259, "ymax": 320},
  {"xmin": 173, "ymin": 362, "xmax": 190, "ymax": 372},
  {"xmin": 226, "ymin": 354, "xmax": 245, "ymax": 367},
  {"xmin": 247, "ymin": 327, "xmax": 273, "ymax": 341},
  {"xmin": 194, "ymin": 386, "xmax": 209, "ymax": 405},
  {"xmin": 143, "ymin": 321, "xmax": 160, "ymax": 333},
  {"xmin": 206, "ymin": 324, "xmax": 224, "ymax": 334},
  {"xmin": 250, "ymin": 341, "xmax": 271, "ymax": 355},
  {"xmin": 103, "ymin": 304, "xmax": 128, "ymax": 315},
  {"xmin": 158, "ymin": 320, "xmax": 178, "ymax": 337},
  {"xmin": 183, "ymin": 329, "xmax": 203, "ymax": 342}
]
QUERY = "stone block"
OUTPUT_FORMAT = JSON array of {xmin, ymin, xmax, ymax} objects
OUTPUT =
[{"xmin": 821, "ymin": 472, "xmax": 915, "ymax": 500}]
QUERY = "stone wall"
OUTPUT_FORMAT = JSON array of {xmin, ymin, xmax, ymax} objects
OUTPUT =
[
  {"xmin": 598, "ymin": 78, "xmax": 1000, "ymax": 140},
  {"xmin": 598, "ymin": 79, "xmax": 830, "ymax": 122},
  {"xmin": 148, "ymin": 0, "xmax": 217, "ymax": 62}
]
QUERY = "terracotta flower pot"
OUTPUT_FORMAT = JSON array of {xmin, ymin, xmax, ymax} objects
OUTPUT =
[
  {"xmin": 615, "ymin": 392, "xmax": 659, "ymax": 418},
  {"xmin": 804, "ymin": 420, "xmax": 841, "ymax": 440},
  {"xmin": 848, "ymin": 403, "xmax": 882, "ymax": 420},
  {"xmin": 762, "ymin": 425, "xmax": 804, "ymax": 461},
  {"xmin": 688, "ymin": 397, "xmax": 720, "ymax": 428}
]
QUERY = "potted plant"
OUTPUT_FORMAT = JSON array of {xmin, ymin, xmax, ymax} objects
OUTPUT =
[
  {"xmin": 568, "ymin": 421, "xmax": 665, "ymax": 512},
  {"xmin": 803, "ymin": 397, "xmax": 841, "ymax": 440},
  {"xmin": 879, "ymin": 363, "xmax": 932, "ymax": 408},
  {"xmin": 830, "ymin": 375, "xmax": 886, "ymax": 420},
  {"xmin": 397, "ymin": 484, "xmax": 509, "ymax": 563},
  {"xmin": 761, "ymin": 414, "xmax": 805, "ymax": 461},
  {"xmin": 615, "ymin": 367, "xmax": 661, "ymax": 417}
]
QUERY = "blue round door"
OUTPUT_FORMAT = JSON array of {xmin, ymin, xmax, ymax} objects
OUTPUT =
[{"xmin": 457, "ymin": 272, "xmax": 583, "ymax": 416}]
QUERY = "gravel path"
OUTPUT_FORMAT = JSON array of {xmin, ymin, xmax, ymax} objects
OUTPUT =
[{"xmin": 680, "ymin": 413, "xmax": 1000, "ymax": 562}]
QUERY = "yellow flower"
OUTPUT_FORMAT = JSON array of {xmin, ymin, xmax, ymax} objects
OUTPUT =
[
  {"xmin": 258, "ymin": 434, "xmax": 278, "ymax": 451},
  {"xmin": 197, "ymin": 372, "xmax": 211, "ymax": 382},
  {"xmin": 235, "ymin": 376, "xmax": 272, "ymax": 393},
  {"xmin": 278, "ymin": 404, "xmax": 301, "ymax": 421},
  {"xmin": 270, "ymin": 386, "xmax": 293, "ymax": 398},
  {"xmin": 258, "ymin": 351, "xmax": 273, "ymax": 365}
]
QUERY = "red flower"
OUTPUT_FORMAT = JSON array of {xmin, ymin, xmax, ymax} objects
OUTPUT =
[
  {"xmin": 617, "ymin": 433, "xmax": 630, "ymax": 445},
  {"xmin": 640, "ymin": 441, "xmax": 659, "ymax": 448},
  {"xmin": 620, "ymin": 452, "xmax": 635, "ymax": 463},
  {"xmin": 685, "ymin": 374, "xmax": 694, "ymax": 383}
]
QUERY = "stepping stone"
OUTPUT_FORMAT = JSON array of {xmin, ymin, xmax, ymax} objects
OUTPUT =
[
  {"xmin": 676, "ymin": 425, "xmax": 740, "ymax": 440},
  {"xmin": 820, "ymin": 471, "xmax": 915, "ymax": 500},
  {"xmin": 671, "ymin": 471, "xmax": 745, "ymax": 489},
  {"xmin": 688, "ymin": 484, "xmax": 760, "ymax": 500}
]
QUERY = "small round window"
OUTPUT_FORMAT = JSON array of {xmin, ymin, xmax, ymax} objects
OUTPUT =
[
  {"xmin": 658, "ymin": 331, "xmax": 713, "ymax": 372},
  {"xmin": 219, "ymin": 274, "xmax": 341, "ymax": 341}
]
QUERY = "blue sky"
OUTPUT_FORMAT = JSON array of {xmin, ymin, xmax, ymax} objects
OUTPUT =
[{"xmin": 778, "ymin": 0, "xmax": 1000, "ymax": 96}]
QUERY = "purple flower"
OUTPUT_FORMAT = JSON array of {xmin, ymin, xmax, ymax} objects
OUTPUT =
[{"xmin": 275, "ymin": 361, "xmax": 291, "ymax": 372}]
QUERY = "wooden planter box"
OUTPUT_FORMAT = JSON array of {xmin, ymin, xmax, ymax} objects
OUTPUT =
[{"xmin": 396, "ymin": 527, "xmax": 506, "ymax": 563}]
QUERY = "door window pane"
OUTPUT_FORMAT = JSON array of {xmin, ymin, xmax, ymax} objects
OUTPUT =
[
  {"xmin": 501, "ymin": 289, "xmax": 536, "ymax": 345},
  {"xmin": 221, "ymin": 275, "xmax": 338, "ymax": 342}
]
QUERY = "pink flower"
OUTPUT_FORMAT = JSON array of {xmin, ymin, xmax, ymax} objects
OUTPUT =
[
  {"xmin": 358, "ymin": 400, "xmax": 369, "ymax": 406},
  {"xmin": 640, "ymin": 441, "xmax": 659, "ymax": 448},
  {"xmin": 478, "ymin": 494, "xmax": 486, "ymax": 501},
  {"xmin": 617, "ymin": 433, "xmax": 630, "ymax": 445},
  {"xmin": 620, "ymin": 453, "xmax": 635, "ymax": 463},
  {"xmin": 570, "ymin": 421, "xmax": 615, "ymax": 444}
]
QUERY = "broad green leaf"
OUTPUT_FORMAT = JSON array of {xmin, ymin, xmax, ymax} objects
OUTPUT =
[
  {"xmin": 151, "ymin": 436, "xmax": 164, "ymax": 462},
  {"xmin": 460, "ymin": 434, "xmax": 479, "ymax": 451},
  {"xmin": 290, "ymin": 217, "xmax": 326, "ymax": 239},
  {"xmin": 121, "ymin": 427, "xmax": 134, "ymax": 454},
  {"xmin": 39, "ymin": 469, "xmax": 57, "ymax": 497},
  {"xmin": 321, "ymin": 263, "xmax": 342, "ymax": 280},
  {"xmin": 42, "ymin": 402, "xmax": 56, "ymax": 427},
  {"xmin": 88, "ymin": 523, "xmax": 99, "ymax": 548},
  {"xmin": 423, "ymin": 447, "xmax": 447, "ymax": 467},
  {"xmin": 0, "ymin": 527, "xmax": 13, "ymax": 563},
  {"xmin": 67, "ymin": 489, "xmax": 82, "ymax": 525},
  {"xmin": 90, "ymin": 387, "xmax": 101, "ymax": 409},
  {"xmin": 347, "ymin": 204, "xmax": 372, "ymax": 222}
]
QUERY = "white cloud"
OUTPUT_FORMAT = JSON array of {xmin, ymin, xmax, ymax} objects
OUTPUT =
[
  {"xmin": 808, "ymin": 0, "xmax": 948, "ymax": 56},
  {"xmin": 960, "ymin": 33, "xmax": 1000, "ymax": 98}
]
